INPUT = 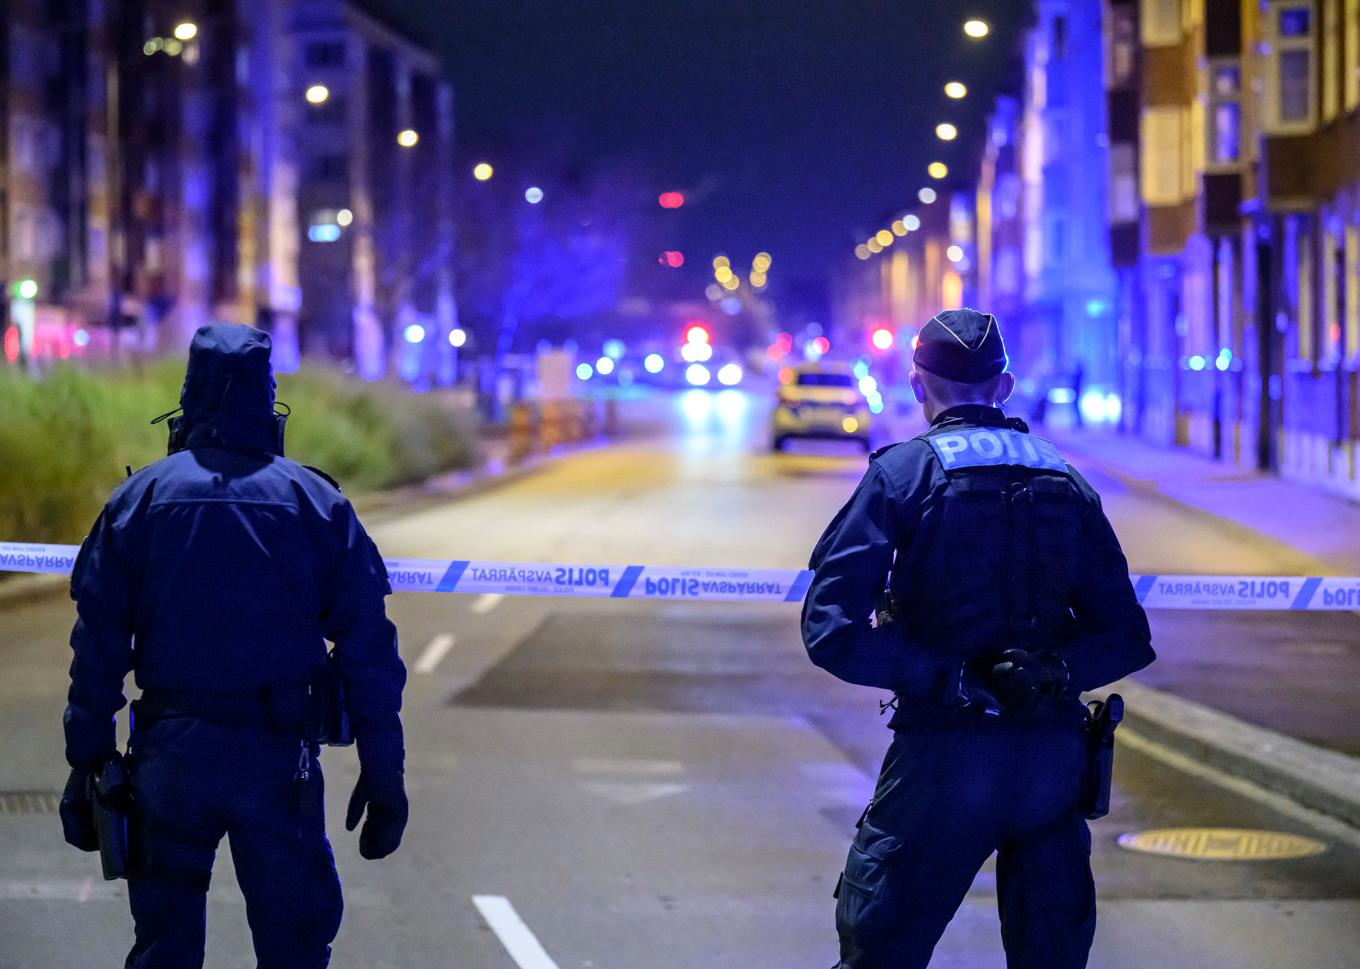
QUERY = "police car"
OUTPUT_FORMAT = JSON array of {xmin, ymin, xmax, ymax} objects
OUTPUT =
[{"xmin": 772, "ymin": 362, "xmax": 872, "ymax": 452}]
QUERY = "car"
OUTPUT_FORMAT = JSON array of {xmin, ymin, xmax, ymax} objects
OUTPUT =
[{"xmin": 772, "ymin": 362, "xmax": 872, "ymax": 452}]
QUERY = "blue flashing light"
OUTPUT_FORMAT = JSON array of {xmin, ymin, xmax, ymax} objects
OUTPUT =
[
  {"xmin": 603, "ymin": 338, "xmax": 625, "ymax": 360},
  {"xmin": 1215, "ymin": 355, "xmax": 1230, "ymax": 371},
  {"xmin": 308, "ymin": 224, "xmax": 341, "ymax": 243}
]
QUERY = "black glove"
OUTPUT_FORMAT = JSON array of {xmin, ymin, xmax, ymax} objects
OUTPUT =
[
  {"xmin": 59, "ymin": 768, "xmax": 99, "ymax": 852},
  {"xmin": 951, "ymin": 661, "xmax": 1003, "ymax": 717},
  {"xmin": 345, "ymin": 771, "xmax": 408, "ymax": 860},
  {"xmin": 988, "ymin": 649, "xmax": 1070, "ymax": 715}
]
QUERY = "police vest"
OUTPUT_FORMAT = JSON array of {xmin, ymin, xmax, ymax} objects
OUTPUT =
[{"xmin": 892, "ymin": 423, "xmax": 1085, "ymax": 658}]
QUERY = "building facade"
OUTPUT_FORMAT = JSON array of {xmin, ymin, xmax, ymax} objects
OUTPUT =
[{"xmin": 1107, "ymin": 0, "xmax": 1360, "ymax": 498}]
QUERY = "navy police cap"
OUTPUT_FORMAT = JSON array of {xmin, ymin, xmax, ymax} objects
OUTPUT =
[{"xmin": 912, "ymin": 308, "xmax": 1008, "ymax": 383}]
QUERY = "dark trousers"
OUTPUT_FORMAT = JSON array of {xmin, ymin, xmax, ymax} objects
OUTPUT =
[
  {"xmin": 125, "ymin": 718, "xmax": 343, "ymax": 969},
  {"xmin": 834, "ymin": 706, "xmax": 1096, "ymax": 969}
]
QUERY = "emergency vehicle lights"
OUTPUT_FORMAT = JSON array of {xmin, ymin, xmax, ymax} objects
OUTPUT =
[
  {"xmin": 685, "ymin": 324, "xmax": 711, "ymax": 344},
  {"xmin": 643, "ymin": 353, "xmax": 665, "ymax": 374},
  {"xmin": 871, "ymin": 327, "xmax": 894, "ymax": 351},
  {"xmin": 685, "ymin": 364, "xmax": 711, "ymax": 386}
]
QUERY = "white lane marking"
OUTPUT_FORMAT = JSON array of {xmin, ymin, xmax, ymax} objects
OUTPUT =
[
  {"xmin": 572, "ymin": 757, "xmax": 685, "ymax": 776},
  {"xmin": 472, "ymin": 895, "xmax": 561, "ymax": 969},
  {"xmin": 471, "ymin": 593, "xmax": 505, "ymax": 615},
  {"xmin": 1117, "ymin": 727, "xmax": 1360, "ymax": 851},
  {"xmin": 580, "ymin": 780, "xmax": 688, "ymax": 805},
  {"xmin": 413, "ymin": 633, "xmax": 456, "ymax": 675}
]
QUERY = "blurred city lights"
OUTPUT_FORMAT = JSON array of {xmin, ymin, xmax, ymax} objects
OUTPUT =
[
  {"xmin": 964, "ymin": 19, "xmax": 991, "ymax": 38},
  {"xmin": 336, "ymin": 208, "xmax": 354, "ymax": 227},
  {"xmin": 448, "ymin": 328, "xmax": 467, "ymax": 348},
  {"xmin": 944, "ymin": 81, "xmax": 968, "ymax": 99},
  {"xmin": 143, "ymin": 38, "xmax": 162, "ymax": 56},
  {"xmin": 685, "ymin": 363, "xmax": 711, "ymax": 386},
  {"xmin": 947, "ymin": 244, "xmax": 965, "ymax": 263},
  {"xmin": 397, "ymin": 129, "xmax": 419, "ymax": 148},
  {"xmin": 871, "ymin": 327, "xmax": 894, "ymax": 351},
  {"xmin": 891, "ymin": 219, "xmax": 908, "ymax": 236},
  {"xmin": 752, "ymin": 251, "xmax": 772, "ymax": 272},
  {"xmin": 473, "ymin": 162, "xmax": 494, "ymax": 181},
  {"xmin": 305, "ymin": 84, "xmax": 330, "ymax": 105},
  {"xmin": 403, "ymin": 323, "xmax": 426, "ymax": 344},
  {"xmin": 681, "ymin": 342, "xmax": 714, "ymax": 363},
  {"xmin": 525, "ymin": 186, "xmax": 544, "ymax": 204},
  {"xmin": 749, "ymin": 271, "xmax": 767, "ymax": 287},
  {"xmin": 904, "ymin": 214, "xmax": 922, "ymax": 230},
  {"xmin": 164, "ymin": 38, "xmax": 184, "ymax": 56},
  {"xmin": 1188, "ymin": 354, "xmax": 1207, "ymax": 371},
  {"xmin": 721, "ymin": 297, "xmax": 742, "ymax": 314},
  {"xmin": 73, "ymin": 328, "xmax": 90, "ymax": 348},
  {"xmin": 866, "ymin": 237, "xmax": 883, "ymax": 254},
  {"xmin": 928, "ymin": 161, "xmax": 949, "ymax": 179},
  {"xmin": 705, "ymin": 283, "xmax": 724, "ymax": 300},
  {"xmin": 659, "ymin": 250, "xmax": 685, "ymax": 268},
  {"xmin": 918, "ymin": 187, "xmax": 938, "ymax": 204},
  {"xmin": 596, "ymin": 356, "xmax": 616, "ymax": 375},
  {"xmin": 853, "ymin": 358, "xmax": 871, "ymax": 379},
  {"xmin": 686, "ymin": 324, "xmax": 711, "ymax": 344},
  {"xmin": 859, "ymin": 375, "xmax": 880, "ymax": 396},
  {"xmin": 813, "ymin": 336, "xmax": 831, "ymax": 355},
  {"xmin": 16, "ymin": 278, "xmax": 38, "ymax": 300},
  {"xmin": 576, "ymin": 362, "xmax": 594, "ymax": 380},
  {"xmin": 643, "ymin": 353, "xmax": 666, "ymax": 374},
  {"xmin": 713, "ymin": 254, "xmax": 730, "ymax": 269},
  {"xmin": 307, "ymin": 224, "xmax": 341, "ymax": 243},
  {"xmin": 842, "ymin": 417, "xmax": 860, "ymax": 434},
  {"xmin": 721, "ymin": 275, "xmax": 740, "ymax": 291},
  {"xmin": 658, "ymin": 191, "xmax": 686, "ymax": 209},
  {"xmin": 855, "ymin": 244, "xmax": 871, "ymax": 260},
  {"xmin": 875, "ymin": 229, "xmax": 894, "ymax": 247},
  {"xmin": 603, "ymin": 338, "xmax": 626, "ymax": 359},
  {"xmin": 935, "ymin": 123, "xmax": 958, "ymax": 141},
  {"xmin": 717, "ymin": 363, "xmax": 743, "ymax": 386},
  {"xmin": 778, "ymin": 367, "xmax": 795, "ymax": 385},
  {"xmin": 714, "ymin": 265, "xmax": 734, "ymax": 283},
  {"xmin": 173, "ymin": 21, "xmax": 199, "ymax": 41},
  {"xmin": 867, "ymin": 395, "xmax": 885, "ymax": 414}
]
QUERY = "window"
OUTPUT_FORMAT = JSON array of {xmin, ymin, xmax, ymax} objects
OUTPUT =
[
  {"xmin": 1296, "ymin": 226, "xmax": 1314, "ymax": 362},
  {"xmin": 1053, "ymin": 15, "xmax": 1067, "ymax": 60},
  {"xmin": 305, "ymin": 41, "xmax": 346, "ymax": 68},
  {"xmin": 1142, "ymin": 0, "xmax": 1181, "ymax": 46},
  {"xmin": 1265, "ymin": 2, "xmax": 1317, "ymax": 133},
  {"xmin": 1141, "ymin": 106, "xmax": 1184, "ymax": 205},
  {"xmin": 1106, "ymin": 6, "xmax": 1137, "ymax": 87},
  {"xmin": 1347, "ymin": 0, "xmax": 1360, "ymax": 110},
  {"xmin": 1322, "ymin": 227, "xmax": 1342, "ymax": 361},
  {"xmin": 1109, "ymin": 144, "xmax": 1139, "ymax": 222},
  {"xmin": 1347, "ymin": 224, "xmax": 1359, "ymax": 358},
  {"xmin": 1206, "ymin": 61, "xmax": 1242, "ymax": 168},
  {"xmin": 1324, "ymin": 0, "xmax": 1340, "ymax": 120}
]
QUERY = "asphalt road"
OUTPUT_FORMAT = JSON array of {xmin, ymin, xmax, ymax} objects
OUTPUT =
[{"xmin": 1, "ymin": 388, "xmax": 1358, "ymax": 968}]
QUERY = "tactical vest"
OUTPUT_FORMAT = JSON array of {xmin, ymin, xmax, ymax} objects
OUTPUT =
[{"xmin": 891, "ymin": 421, "xmax": 1085, "ymax": 660}]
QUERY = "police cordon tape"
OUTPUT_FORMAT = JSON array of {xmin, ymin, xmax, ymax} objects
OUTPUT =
[{"xmin": 3, "ymin": 541, "xmax": 1360, "ymax": 610}]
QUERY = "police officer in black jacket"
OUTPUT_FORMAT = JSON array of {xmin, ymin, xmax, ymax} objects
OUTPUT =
[
  {"xmin": 58, "ymin": 323, "xmax": 408, "ymax": 969},
  {"xmin": 802, "ymin": 309, "xmax": 1154, "ymax": 969}
]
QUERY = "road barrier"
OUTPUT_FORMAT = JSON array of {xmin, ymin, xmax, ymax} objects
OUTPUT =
[{"xmin": 2, "ymin": 542, "xmax": 1358, "ymax": 609}]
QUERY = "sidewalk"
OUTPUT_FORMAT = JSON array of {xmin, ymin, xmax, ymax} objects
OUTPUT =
[{"xmin": 1047, "ymin": 426, "xmax": 1360, "ymax": 576}]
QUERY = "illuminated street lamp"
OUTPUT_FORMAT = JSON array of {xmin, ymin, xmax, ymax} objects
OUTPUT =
[
  {"xmin": 944, "ymin": 81, "xmax": 968, "ymax": 99},
  {"xmin": 964, "ymin": 18, "xmax": 990, "ymax": 38},
  {"xmin": 935, "ymin": 123, "xmax": 958, "ymax": 141},
  {"xmin": 904, "ymin": 214, "xmax": 921, "ymax": 230},
  {"xmin": 928, "ymin": 161, "xmax": 949, "ymax": 179},
  {"xmin": 752, "ymin": 251, "xmax": 772, "ymax": 272},
  {"xmin": 874, "ymin": 229, "xmax": 894, "ymax": 247},
  {"xmin": 473, "ymin": 162, "xmax": 494, "ymax": 181},
  {"xmin": 173, "ymin": 21, "xmax": 198, "ymax": 41},
  {"xmin": 524, "ymin": 186, "xmax": 544, "ymax": 204},
  {"xmin": 397, "ymin": 128, "xmax": 419, "ymax": 148},
  {"xmin": 448, "ymin": 328, "xmax": 467, "ymax": 348},
  {"xmin": 336, "ymin": 208, "xmax": 354, "ymax": 227},
  {"xmin": 305, "ymin": 84, "xmax": 330, "ymax": 105},
  {"xmin": 855, "ymin": 243, "xmax": 871, "ymax": 260},
  {"xmin": 918, "ymin": 187, "xmax": 938, "ymax": 204}
]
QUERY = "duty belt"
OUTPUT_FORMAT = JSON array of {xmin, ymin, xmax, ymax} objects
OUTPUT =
[{"xmin": 133, "ymin": 684, "xmax": 310, "ymax": 735}]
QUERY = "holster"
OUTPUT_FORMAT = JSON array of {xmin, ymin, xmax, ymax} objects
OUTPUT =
[
  {"xmin": 90, "ymin": 753, "xmax": 130, "ymax": 881},
  {"xmin": 1080, "ymin": 693, "xmax": 1123, "ymax": 820},
  {"xmin": 306, "ymin": 651, "xmax": 353, "ymax": 747}
]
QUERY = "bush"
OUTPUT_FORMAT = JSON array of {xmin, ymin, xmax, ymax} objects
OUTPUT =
[{"xmin": 0, "ymin": 361, "xmax": 478, "ymax": 545}]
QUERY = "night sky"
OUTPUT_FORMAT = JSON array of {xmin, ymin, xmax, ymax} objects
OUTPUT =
[{"xmin": 377, "ymin": 0, "xmax": 1032, "ymax": 304}]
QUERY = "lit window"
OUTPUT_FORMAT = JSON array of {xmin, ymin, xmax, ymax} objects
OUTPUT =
[
  {"xmin": 1323, "ymin": 0, "xmax": 1340, "ymax": 121},
  {"xmin": 1205, "ymin": 61, "xmax": 1241, "ymax": 168},
  {"xmin": 1347, "ymin": 224, "xmax": 1360, "ymax": 359},
  {"xmin": 1142, "ymin": 0, "xmax": 1181, "ymax": 46},
  {"xmin": 1141, "ymin": 106, "xmax": 1184, "ymax": 205},
  {"xmin": 1347, "ymin": 0, "xmax": 1360, "ymax": 110},
  {"xmin": 1105, "ymin": 6, "xmax": 1137, "ymax": 87},
  {"xmin": 1265, "ymin": 2, "xmax": 1317, "ymax": 133},
  {"xmin": 1296, "ymin": 224, "xmax": 1314, "ymax": 362}
]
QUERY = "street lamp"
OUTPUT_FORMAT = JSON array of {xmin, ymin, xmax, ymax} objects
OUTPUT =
[
  {"xmin": 305, "ymin": 84, "xmax": 330, "ymax": 105},
  {"xmin": 473, "ymin": 162, "xmax": 493, "ymax": 181},
  {"xmin": 874, "ymin": 229, "xmax": 894, "ymax": 247},
  {"xmin": 928, "ymin": 161, "xmax": 949, "ymax": 179},
  {"xmin": 173, "ymin": 21, "xmax": 198, "ymax": 41},
  {"xmin": 336, "ymin": 208, "xmax": 353, "ymax": 227},
  {"xmin": 964, "ymin": 19, "xmax": 990, "ymax": 38},
  {"xmin": 935, "ymin": 123, "xmax": 958, "ymax": 141},
  {"xmin": 918, "ymin": 187, "xmax": 938, "ymax": 204},
  {"xmin": 524, "ymin": 186, "xmax": 544, "ymax": 204},
  {"xmin": 397, "ymin": 128, "xmax": 419, "ymax": 147},
  {"xmin": 944, "ymin": 81, "xmax": 968, "ymax": 99}
]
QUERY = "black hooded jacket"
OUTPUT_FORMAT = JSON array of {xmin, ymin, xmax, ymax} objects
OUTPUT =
[{"xmin": 64, "ymin": 324, "xmax": 405, "ymax": 776}]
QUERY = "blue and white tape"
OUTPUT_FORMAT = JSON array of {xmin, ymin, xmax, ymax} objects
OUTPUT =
[{"xmin": 3, "ymin": 542, "xmax": 1358, "ymax": 609}]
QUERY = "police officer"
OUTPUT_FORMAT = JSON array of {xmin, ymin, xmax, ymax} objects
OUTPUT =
[
  {"xmin": 802, "ymin": 309, "xmax": 1154, "ymax": 969},
  {"xmin": 58, "ymin": 323, "xmax": 408, "ymax": 969}
]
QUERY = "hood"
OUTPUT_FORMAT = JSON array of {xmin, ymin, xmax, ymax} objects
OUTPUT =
[{"xmin": 177, "ymin": 323, "xmax": 279, "ymax": 453}]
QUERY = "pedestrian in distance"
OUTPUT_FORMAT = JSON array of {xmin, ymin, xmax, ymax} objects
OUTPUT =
[
  {"xmin": 58, "ymin": 323, "xmax": 409, "ymax": 969},
  {"xmin": 801, "ymin": 308, "xmax": 1154, "ymax": 969}
]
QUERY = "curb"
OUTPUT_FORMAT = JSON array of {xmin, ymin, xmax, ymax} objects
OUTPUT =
[{"xmin": 1111, "ymin": 678, "xmax": 1360, "ymax": 830}]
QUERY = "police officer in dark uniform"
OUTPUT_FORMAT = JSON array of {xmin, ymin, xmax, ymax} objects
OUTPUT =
[
  {"xmin": 802, "ymin": 309, "xmax": 1154, "ymax": 969},
  {"xmin": 58, "ymin": 323, "xmax": 408, "ymax": 969}
]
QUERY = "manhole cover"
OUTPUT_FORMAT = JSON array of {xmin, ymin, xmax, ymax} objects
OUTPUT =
[
  {"xmin": 0, "ymin": 792, "xmax": 61, "ymax": 816},
  {"xmin": 1116, "ymin": 827, "xmax": 1327, "ymax": 861}
]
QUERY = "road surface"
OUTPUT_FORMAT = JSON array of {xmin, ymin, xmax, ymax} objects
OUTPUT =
[{"xmin": 1, "ymin": 388, "xmax": 1357, "ymax": 968}]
